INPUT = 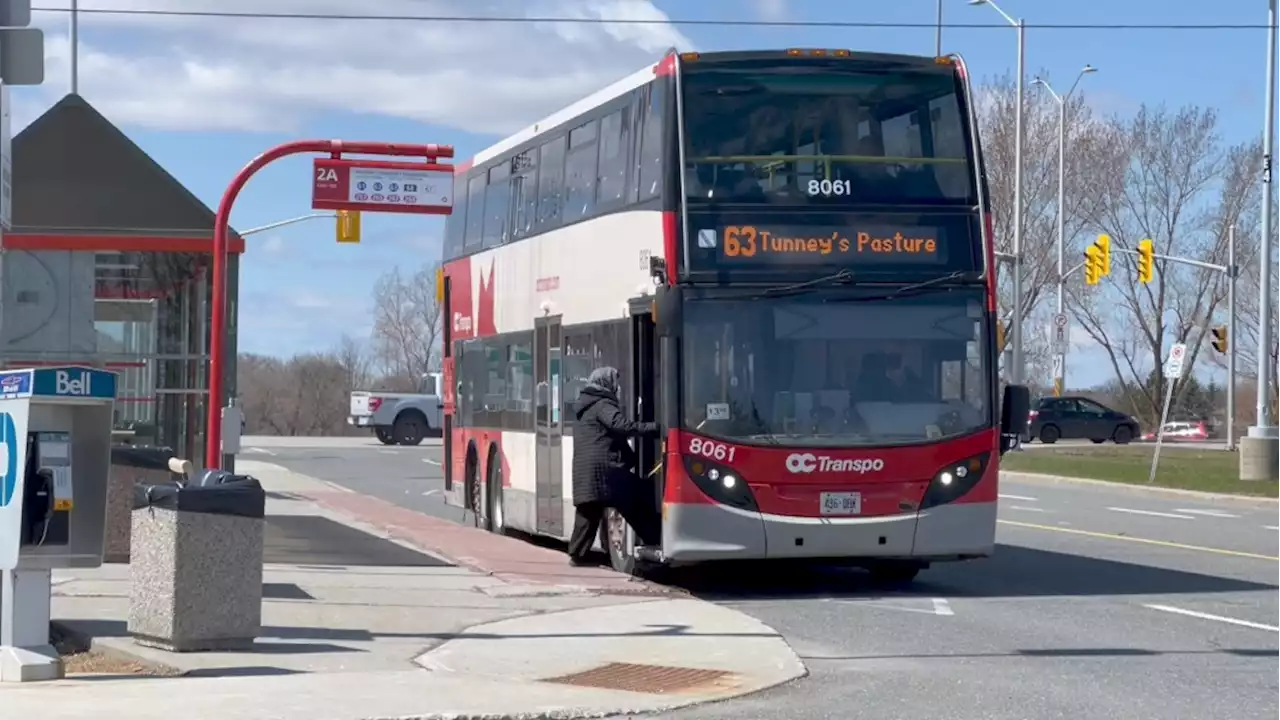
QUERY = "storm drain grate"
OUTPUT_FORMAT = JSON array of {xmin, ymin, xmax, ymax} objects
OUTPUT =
[{"xmin": 541, "ymin": 662, "xmax": 736, "ymax": 695}]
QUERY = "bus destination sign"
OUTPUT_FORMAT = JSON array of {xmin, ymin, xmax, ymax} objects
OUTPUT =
[{"xmin": 702, "ymin": 225, "xmax": 947, "ymax": 265}]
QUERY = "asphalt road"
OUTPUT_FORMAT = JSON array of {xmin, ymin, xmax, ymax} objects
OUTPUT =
[{"xmin": 243, "ymin": 436, "xmax": 1279, "ymax": 720}]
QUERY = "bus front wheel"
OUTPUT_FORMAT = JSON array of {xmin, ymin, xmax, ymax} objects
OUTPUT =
[{"xmin": 868, "ymin": 561, "xmax": 923, "ymax": 586}]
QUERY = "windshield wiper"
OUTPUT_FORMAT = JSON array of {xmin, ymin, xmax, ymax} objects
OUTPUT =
[
  {"xmin": 825, "ymin": 270, "xmax": 980, "ymax": 303},
  {"xmin": 760, "ymin": 269, "xmax": 855, "ymax": 298}
]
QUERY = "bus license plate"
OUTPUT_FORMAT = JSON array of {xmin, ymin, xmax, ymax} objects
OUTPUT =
[{"xmin": 820, "ymin": 492, "xmax": 861, "ymax": 516}]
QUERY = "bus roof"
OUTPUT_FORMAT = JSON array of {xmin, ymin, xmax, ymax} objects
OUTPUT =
[{"xmin": 460, "ymin": 48, "xmax": 961, "ymax": 173}]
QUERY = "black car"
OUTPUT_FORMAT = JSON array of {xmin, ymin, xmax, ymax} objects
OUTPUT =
[{"xmin": 1027, "ymin": 396, "xmax": 1140, "ymax": 444}]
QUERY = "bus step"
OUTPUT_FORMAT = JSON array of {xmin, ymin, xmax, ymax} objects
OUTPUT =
[{"xmin": 634, "ymin": 545, "xmax": 664, "ymax": 563}]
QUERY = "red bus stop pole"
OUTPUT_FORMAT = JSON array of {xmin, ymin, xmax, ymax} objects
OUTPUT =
[{"xmin": 205, "ymin": 140, "xmax": 455, "ymax": 470}]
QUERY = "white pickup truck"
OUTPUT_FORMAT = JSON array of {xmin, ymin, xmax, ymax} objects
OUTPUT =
[{"xmin": 348, "ymin": 372, "xmax": 444, "ymax": 446}]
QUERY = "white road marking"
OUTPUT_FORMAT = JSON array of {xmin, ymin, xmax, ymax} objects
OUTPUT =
[
  {"xmin": 379, "ymin": 449, "xmax": 400, "ymax": 455},
  {"xmin": 242, "ymin": 447, "xmax": 276, "ymax": 456},
  {"xmin": 1106, "ymin": 506, "xmax": 1196, "ymax": 520},
  {"xmin": 1173, "ymin": 508, "xmax": 1241, "ymax": 518},
  {"xmin": 831, "ymin": 597, "xmax": 955, "ymax": 617},
  {"xmin": 422, "ymin": 457, "xmax": 442, "ymax": 466},
  {"xmin": 1144, "ymin": 604, "xmax": 1280, "ymax": 632},
  {"xmin": 1265, "ymin": 526, "xmax": 1279, "ymax": 531},
  {"xmin": 999, "ymin": 493, "xmax": 1037, "ymax": 501},
  {"xmin": 1006, "ymin": 505, "xmax": 1047, "ymax": 513}
]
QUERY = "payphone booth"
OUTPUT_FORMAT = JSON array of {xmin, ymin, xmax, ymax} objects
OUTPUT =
[{"xmin": 0, "ymin": 366, "xmax": 117, "ymax": 682}]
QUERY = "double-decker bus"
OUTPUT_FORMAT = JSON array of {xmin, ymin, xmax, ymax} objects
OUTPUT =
[{"xmin": 439, "ymin": 48, "xmax": 1030, "ymax": 583}]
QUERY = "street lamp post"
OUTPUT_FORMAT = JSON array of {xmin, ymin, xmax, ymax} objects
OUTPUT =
[
  {"xmin": 240, "ymin": 212, "xmax": 337, "ymax": 237},
  {"xmin": 969, "ymin": 0, "xmax": 1026, "ymax": 385},
  {"xmin": 1239, "ymin": 1, "xmax": 1280, "ymax": 476},
  {"xmin": 1033, "ymin": 65, "xmax": 1097, "ymax": 395}
]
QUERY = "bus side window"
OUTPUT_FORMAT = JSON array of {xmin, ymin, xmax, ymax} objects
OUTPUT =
[
  {"xmin": 563, "ymin": 120, "xmax": 599, "ymax": 223},
  {"xmin": 597, "ymin": 108, "xmax": 628, "ymax": 206},
  {"xmin": 638, "ymin": 84, "xmax": 663, "ymax": 201},
  {"xmin": 537, "ymin": 136, "xmax": 566, "ymax": 229},
  {"xmin": 463, "ymin": 174, "xmax": 486, "ymax": 249}
]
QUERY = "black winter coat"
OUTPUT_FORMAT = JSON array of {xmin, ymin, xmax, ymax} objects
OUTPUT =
[{"xmin": 571, "ymin": 386, "xmax": 659, "ymax": 505}]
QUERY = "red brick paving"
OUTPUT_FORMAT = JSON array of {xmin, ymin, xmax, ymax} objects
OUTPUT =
[{"xmin": 305, "ymin": 490, "xmax": 679, "ymax": 596}]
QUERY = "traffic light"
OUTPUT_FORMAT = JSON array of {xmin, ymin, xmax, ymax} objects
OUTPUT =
[
  {"xmin": 1137, "ymin": 238, "xmax": 1154, "ymax": 284},
  {"xmin": 1094, "ymin": 234, "xmax": 1111, "ymax": 277},
  {"xmin": 336, "ymin": 210, "xmax": 361, "ymax": 243},
  {"xmin": 1084, "ymin": 245, "xmax": 1101, "ymax": 285},
  {"xmin": 1210, "ymin": 325, "xmax": 1228, "ymax": 354}
]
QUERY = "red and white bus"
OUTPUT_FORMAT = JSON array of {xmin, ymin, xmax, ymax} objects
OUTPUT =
[{"xmin": 439, "ymin": 48, "xmax": 1030, "ymax": 583}]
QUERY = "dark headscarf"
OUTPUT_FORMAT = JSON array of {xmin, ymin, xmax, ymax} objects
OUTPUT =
[{"xmin": 586, "ymin": 366, "xmax": 621, "ymax": 397}]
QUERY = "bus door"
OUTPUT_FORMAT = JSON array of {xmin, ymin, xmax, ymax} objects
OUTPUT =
[
  {"xmin": 441, "ymin": 274, "xmax": 454, "ymax": 494},
  {"xmin": 534, "ymin": 315, "xmax": 564, "ymax": 537},
  {"xmin": 627, "ymin": 298, "xmax": 661, "ymax": 510}
]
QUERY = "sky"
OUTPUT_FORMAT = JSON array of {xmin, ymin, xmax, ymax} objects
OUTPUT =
[{"xmin": 6, "ymin": 0, "xmax": 1277, "ymax": 390}]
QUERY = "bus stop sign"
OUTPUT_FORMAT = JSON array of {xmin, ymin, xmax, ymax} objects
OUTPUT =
[{"xmin": 311, "ymin": 158, "xmax": 454, "ymax": 216}]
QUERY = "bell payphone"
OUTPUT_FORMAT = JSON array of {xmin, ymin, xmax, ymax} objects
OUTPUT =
[{"xmin": 0, "ymin": 366, "xmax": 117, "ymax": 683}]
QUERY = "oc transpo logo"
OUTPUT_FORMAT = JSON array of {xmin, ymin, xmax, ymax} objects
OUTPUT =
[
  {"xmin": 0, "ymin": 412, "xmax": 17, "ymax": 507},
  {"xmin": 784, "ymin": 452, "xmax": 885, "ymax": 474}
]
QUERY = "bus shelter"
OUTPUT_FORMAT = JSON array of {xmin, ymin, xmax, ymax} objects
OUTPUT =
[{"xmin": 1, "ymin": 94, "xmax": 244, "ymax": 465}]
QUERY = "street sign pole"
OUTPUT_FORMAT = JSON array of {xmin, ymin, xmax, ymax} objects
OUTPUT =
[
  {"xmin": 1051, "ymin": 312, "xmax": 1069, "ymax": 395},
  {"xmin": 1149, "ymin": 343, "xmax": 1187, "ymax": 484},
  {"xmin": 204, "ymin": 140, "xmax": 455, "ymax": 470}
]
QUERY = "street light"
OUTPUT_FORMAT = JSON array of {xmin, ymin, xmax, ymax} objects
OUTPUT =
[
  {"xmin": 1252, "ymin": 0, "xmax": 1277, "ymax": 436},
  {"xmin": 969, "ymin": 0, "xmax": 1027, "ymax": 385},
  {"xmin": 1033, "ymin": 65, "xmax": 1097, "ymax": 394}
]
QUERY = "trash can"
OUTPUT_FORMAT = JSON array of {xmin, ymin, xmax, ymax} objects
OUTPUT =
[
  {"xmin": 128, "ymin": 473, "xmax": 266, "ymax": 652},
  {"xmin": 106, "ymin": 445, "xmax": 175, "ymax": 563}
]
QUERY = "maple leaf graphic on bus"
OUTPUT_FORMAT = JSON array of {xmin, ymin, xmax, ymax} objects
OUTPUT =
[{"xmin": 476, "ymin": 259, "xmax": 497, "ymax": 337}]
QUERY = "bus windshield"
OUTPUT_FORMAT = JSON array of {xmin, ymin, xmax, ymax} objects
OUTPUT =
[
  {"xmin": 681, "ymin": 57, "xmax": 975, "ymax": 207},
  {"xmin": 682, "ymin": 287, "xmax": 991, "ymax": 447}
]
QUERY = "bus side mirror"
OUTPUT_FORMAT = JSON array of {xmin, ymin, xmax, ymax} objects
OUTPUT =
[
  {"xmin": 652, "ymin": 285, "xmax": 682, "ymax": 338},
  {"xmin": 999, "ymin": 384, "xmax": 1031, "ymax": 455}
]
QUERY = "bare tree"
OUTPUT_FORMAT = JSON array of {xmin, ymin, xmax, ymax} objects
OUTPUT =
[
  {"xmin": 974, "ymin": 70, "xmax": 1113, "ymax": 372},
  {"xmin": 1068, "ymin": 104, "xmax": 1258, "ymax": 424},
  {"xmin": 370, "ymin": 263, "xmax": 443, "ymax": 386},
  {"xmin": 334, "ymin": 332, "xmax": 374, "ymax": 391}
]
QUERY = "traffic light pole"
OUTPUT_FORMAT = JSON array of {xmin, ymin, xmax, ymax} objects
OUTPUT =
[
  {"xmin": 1227, "ymin": 225, "xmax": 1237, "ymax": 451},
  {"xmin": 1070, "ymin": 240, "xmax": 1236, "ymax": 435}
]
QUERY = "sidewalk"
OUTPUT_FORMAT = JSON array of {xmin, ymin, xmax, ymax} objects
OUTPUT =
[{"xmin": 0, "ymin": 461, "xmax": 806, "ymax": 719}]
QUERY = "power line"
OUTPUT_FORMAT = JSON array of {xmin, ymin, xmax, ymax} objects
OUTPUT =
[{"xmin": 26, "ymin": 6, "xmax": 1278, "ymax": 30}]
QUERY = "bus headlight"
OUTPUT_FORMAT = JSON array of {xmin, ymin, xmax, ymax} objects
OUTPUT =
[
  {"xmin": 920, "ymin": 453, "xmax": 989, "ymax": 510},
  {"xmin": 682, "ymin": 455, "xmax": 758, "ymax": 511}
]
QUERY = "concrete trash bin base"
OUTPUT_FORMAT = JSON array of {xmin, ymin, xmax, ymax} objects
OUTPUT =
[{"xmin": 128, "ymin": 477, "xmax": 266, "ymax": 652}]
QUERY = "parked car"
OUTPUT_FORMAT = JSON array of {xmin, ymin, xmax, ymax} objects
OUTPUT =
[
  {"xmin": 1027, "ymin": 396, "xmax": 1140, "ymax": 444},
  {"xmin": 1139, "ymin": 420, "xmax": 1209, "ymax": 442},
  {"xmin": 348, "ymin": 372, "xmax": 444, "ymax": 446}
]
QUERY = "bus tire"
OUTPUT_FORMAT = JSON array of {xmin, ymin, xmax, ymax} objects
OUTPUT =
[
  {"xmin": 868, "ymin": 561, "xmax": 923, "ymax": 586},
  {"xmin": 394, "ymin": 411, "xmax": 429, "ymax": 446},
  {"xmin": 464, "ymin": 445, "xmax": 483, "ymax": 528},
  {"xmin": 485, "ymin": 446, "xmax": 505, "ymax": 535},
  {"xmin": 600, "ymin": 508, "xmax": 638, "ymax": 576}
]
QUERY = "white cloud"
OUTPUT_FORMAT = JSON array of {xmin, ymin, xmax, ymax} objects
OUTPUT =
[
  {"xmin": 25, "ymin": 0, "xmax": 694, "ymax": 134},
  {"xmin": 753, "ymin": 0, "xmax": 788, "ymax": 22}
]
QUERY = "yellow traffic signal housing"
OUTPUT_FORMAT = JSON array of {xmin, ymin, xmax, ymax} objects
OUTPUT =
[
  {"xmin": 996, "ymin": 319, "xmax": 1005, "ymax": 351},
  {"xmin": 336, "ymin": 210, "xmax": 361, "ymax": 243},
  {"xmin": 1094, "ymin": 234, "xmax": 1111, "ymax": 277},
  {"xmin": 1210, "ymin": 325, "xmax": 1228, "ymax": 354},
  {"xmin": 1084, "ymin": 245, "xmax": 1101, "ymax": 285},
  {"xmin": 1136, "ymin": 238, "xmax": 1154, "ymax": 283}
]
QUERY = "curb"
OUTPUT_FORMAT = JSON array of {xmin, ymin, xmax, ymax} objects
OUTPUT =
[
  {"xmin": 406, "ymin": 599, "xmax": 809, "ymax": 720},
  {"xmin": 1001, "ymin": 471, "xmax": 1279, "ymax": 505}
]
